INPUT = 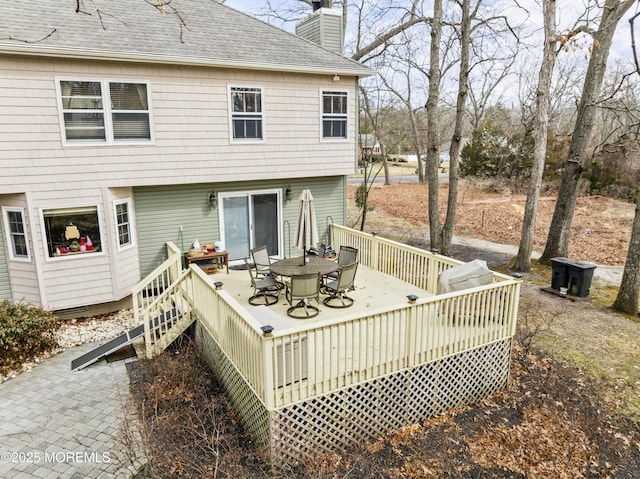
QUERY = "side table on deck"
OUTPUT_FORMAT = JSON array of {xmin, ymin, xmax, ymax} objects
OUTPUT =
[{"xmin": 186, "ymin": 250, "xmax": 229, "ymax": 274}]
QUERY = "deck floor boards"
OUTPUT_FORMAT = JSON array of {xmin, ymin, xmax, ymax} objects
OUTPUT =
[{"xmin": 198, "ymin": 261, "xmax": 431, "ymax": 328}]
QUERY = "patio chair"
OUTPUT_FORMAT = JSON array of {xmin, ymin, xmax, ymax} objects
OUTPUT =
[
  {"xmin": 323, "ymin": 245, "xmax": 358, "ymax": 284},
  {"xmin": 286, "ymin": 273, "xmax": 322, "ymax": 318},
  {"xmin": 251, "ymin": 245, "xmax": 272, "ymax": 277},
  {"xmin": 323, "ymin": 261, "xmax": 358, "ymax": 308},
  {"xmin": 251, "ymin": 245, "xmax": 284, "ymax": 289},
  {"xmin": 244, "ymin": 257, "xmax": 281, "ymax": 306}
]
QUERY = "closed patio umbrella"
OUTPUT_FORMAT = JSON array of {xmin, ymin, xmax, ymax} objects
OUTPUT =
[{"xmin": 295, "ymin": 188, "xmax": 319, "ymax": 266}]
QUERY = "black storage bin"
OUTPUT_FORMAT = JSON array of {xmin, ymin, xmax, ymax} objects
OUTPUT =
[
  {"xmin": 550, "ymin": 257, "xmax": 572, "ymax": 291},
  {"xmin": 567, "ymin": 260, "xmax": 597, "ymax": 297}
]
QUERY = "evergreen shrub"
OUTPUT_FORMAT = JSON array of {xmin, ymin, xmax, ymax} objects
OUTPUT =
[{"xmin": 0, "ymin": 300, "xmax": 59, "ymax": 375}]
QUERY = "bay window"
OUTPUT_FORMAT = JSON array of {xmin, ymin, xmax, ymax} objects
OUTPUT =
[{"xmin": 43, "ymin": 206, "xmax": 102, "ymax": 258}]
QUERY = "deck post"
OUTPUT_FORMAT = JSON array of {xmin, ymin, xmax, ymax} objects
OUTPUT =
[
  {"xmin": 132, "ymin": 291, "xmax": 140, "ymax": 329},
  {"xmin": 262, "ymin": 334, "xmax": 275, "ymax": 410},
  {"xmin": 371, "ymin": 234, "xmax": 379, "ymax": 271},
  {"xmin": 508, "ymin": 283, "xmax": 520, "ymax": 336},
  {"xmin": 143, "ymin": 309, "xmax": 154, "ymax": 359},
  {"xmin": 406, "ymin": 302, "xmax": 418, "ymax": 368}
]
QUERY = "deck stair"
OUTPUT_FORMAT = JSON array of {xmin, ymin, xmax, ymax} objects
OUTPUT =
[
  {"xmin": 139, "ymin": 265, "xmax": 195, "ymax": 358},
  {"xmin": 143, "ymin": 295, "xmax": 193, "ymax": 358},
  {"xmin": 71, "ymin": 242, "xmax": 196, "ymax": 368}
]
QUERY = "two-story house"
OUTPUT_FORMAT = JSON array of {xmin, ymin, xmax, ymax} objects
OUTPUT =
[{"xmin": 0, "ymin": 0, "xmax": 372, "ymax": 314}]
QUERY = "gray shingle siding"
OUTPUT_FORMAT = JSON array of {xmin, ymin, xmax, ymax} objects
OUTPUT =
[{"xmin": 0, "ymin": 0, "xmax": 372, "ymax": 76}]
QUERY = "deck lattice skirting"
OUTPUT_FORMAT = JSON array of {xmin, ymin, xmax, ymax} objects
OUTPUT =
[
  {"xmin": 197, "ymin": 322, "xmax": 272, "ymax": 451},
  {"xmin": 136, "ymin": 226, "xmax": 520, "ymax": 464},
  {"xmin": 198, "ymin": 324, "xmax": 511, "ymax": 463}
]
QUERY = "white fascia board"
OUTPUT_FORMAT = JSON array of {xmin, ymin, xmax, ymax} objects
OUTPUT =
[{"xmin": 0, "ymin": 44, "xmax": 375, "ymax": 77}]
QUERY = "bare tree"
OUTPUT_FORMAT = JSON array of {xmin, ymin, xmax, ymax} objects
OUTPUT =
[
  {"xmin": 375, "ymin": 29, "xmax": 431, "ymax": 183},
  {"xmin": 351, "ymin": 0, "xmax": 430, "ymax": 63},
  {"xmin": 425, "ymin": 0, "xmax": 444, "ymax": 250},
  {"xmin": 438, "ymin": 0, "xmax": 473, "ymax": 254},
  {"xmin": 540, "ymin": 0, "xmax": 636, "ymax": 263},
  {"xmin": 514, "ymin": 0, "xmax": 558, "ymax": 272},
  {"xmin": 427, "ymin": 0, "xmax": 521, "ymax": 253},
  {"xmin": 613, "ymin": 195, "xmax": 640, "ymax": 313},
  {"xmin": 612, "ymin": 8, "xmax": 640, "ymax": 314}
]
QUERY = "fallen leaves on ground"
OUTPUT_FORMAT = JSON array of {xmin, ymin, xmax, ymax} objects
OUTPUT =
[
  {"xmin": 349, "ymin": 182, "xmax": 633, "ymax": 265},
  {"xmin": 331, "ymin": 344, "xmax": 640, "ymax": 478}
]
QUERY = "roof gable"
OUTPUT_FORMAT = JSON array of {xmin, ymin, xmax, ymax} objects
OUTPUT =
[{"xmin": 0, "ymin": 0, "xmax": 372, "ymax": 76}]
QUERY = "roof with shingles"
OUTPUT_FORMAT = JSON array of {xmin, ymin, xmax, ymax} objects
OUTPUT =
[{"xmin": 0, "ymin": 0, "xmax": 372, "ymax": 76}]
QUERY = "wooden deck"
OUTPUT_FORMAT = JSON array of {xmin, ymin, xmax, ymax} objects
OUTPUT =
[
  {"xmin": 133, "ymin": 225, "xmax": 520, "ymax": 464},
  {"xmin": 204, "ymin": 261, "xmax": 432, "ymax": 329}
]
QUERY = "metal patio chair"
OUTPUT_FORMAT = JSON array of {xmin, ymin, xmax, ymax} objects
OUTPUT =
[
  {"xmin": 286, "ymin": 273, "xmax": 322, "ymax": 318},
  {"xmin": 323, "ymin": 245, "xmax": 358, "ymax": 284},
  {"xmin": 323, "ymin": 261, "xmax": 358, "ymax": 308},
  {"xmin": 244, "ymin": 257, "xmax": 281, "ymax": 306},
  {"xmin": 251, "ymin": 245, "xmax": 284, "ymax": 289}
]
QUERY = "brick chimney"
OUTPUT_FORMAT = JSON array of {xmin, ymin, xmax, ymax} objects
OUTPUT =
[
  {"xmin": 296, "ymin": 2, "xmax": 343, "ymax": 55},
  {"xmin": 312, "ymin": 0, "xmax": 330, "ymax": 10}
]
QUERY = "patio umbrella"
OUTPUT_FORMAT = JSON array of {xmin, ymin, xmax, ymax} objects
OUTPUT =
[{"xmin": 295, "ymin": 188, "xmax": 319, "ymax": 266}]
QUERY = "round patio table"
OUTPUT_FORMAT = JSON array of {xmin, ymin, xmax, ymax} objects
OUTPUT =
[{"xmin": 270, "ymin": 256, "xmax": 339, "ymax": 278}]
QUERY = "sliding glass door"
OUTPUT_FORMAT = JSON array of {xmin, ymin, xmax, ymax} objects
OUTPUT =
[{"xmin": 220, "ymin": 190, "xmax": 281, "ymax": 261}]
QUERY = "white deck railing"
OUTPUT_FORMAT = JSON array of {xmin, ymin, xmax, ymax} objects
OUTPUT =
[
  {"xmin": 132, "ymin": 242, "xmax": 182, "ymax": 316},
  {"xmin": 131, "ymin": 229, "xmax": 519, "ymax": 408},
  {"xmin": 186, "ymin": 225, "xmax": 520, "ymax": 410},
  {"xmin": 330, "ymin": 224, "xmax": 514, "ymax": 292},
  {"xmin": 132, "ymin": 242, "xmax": 187, "ymax": 358}
]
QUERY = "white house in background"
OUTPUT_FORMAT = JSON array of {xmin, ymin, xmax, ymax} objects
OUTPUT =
[
  {"xmin": 358, "ymin": 133, "xmax": 383, "ymax": 158},
  {"xmin": 439, "ymin": 138, "xmax": 470, "ymax": 168},
  {"xmin": 0, "ymin": 0, "xmax": 372, "ymax": 314}
]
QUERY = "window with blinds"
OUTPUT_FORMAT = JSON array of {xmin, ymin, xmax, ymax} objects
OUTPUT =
[{"xmin": 58, "ymin": 79, "xmax": 151, "ymax": 144}]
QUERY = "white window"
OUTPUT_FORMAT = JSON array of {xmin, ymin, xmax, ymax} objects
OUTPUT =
[
  {"xmin": 2, "ymin": 207, "xmax": 30, "ymax": 261},
  {"xmin": 322, "ymin": 90, "xmax": 347, "ymax": 139},
  {"xmin": 114, "ymin": 199, "xmax": 134, "ymax": 250},
  {"xmin": 57, "ymin": 79, "xmax": 152, "ymax": 144},
  {"xmin": 229, "ymin": 86, "xmax": 263, "ymax": 140},
  {"xmin": 42, "ymin": 206, "xmax": 102, "ymax": 258}
]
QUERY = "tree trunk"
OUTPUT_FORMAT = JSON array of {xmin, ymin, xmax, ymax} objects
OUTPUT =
[
  {"xmin": 439, "ymin": 0, "xmax": 471, "ymax": 255},
  {"xmin": 382, "ymin": 143, "xmax": 391, "ymax": 185},
  {"xmin": 514, "ymin": 0, "xmax": 557, "ymax": 272},
  {"xmin": 540, "ymin": 0, "xmax": 635, "ymax": 264},
  {"xmin": 425, "ymin": 0, "xmax": 443, "ymax": 249},
  {"xmin": 612, "ymin": 196, "xmax": 640, "ymax": 314},
  {"xmin": 409, "ymin": 107, "xmax": 425, "ymax": 183}
]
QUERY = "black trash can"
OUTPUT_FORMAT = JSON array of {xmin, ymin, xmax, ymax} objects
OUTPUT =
[
  {"xmin": 567, "ymin": 260, "xmax": 597, "ymax": 297},
  {"xmin": 550, "ymin": 257, "xmax": 573, "ymax": 291}
]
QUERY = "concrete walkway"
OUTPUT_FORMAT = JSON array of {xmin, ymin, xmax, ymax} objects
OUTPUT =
[{"xmin": 0, "ymin": 342, "xmax": 141, "ymax": 478}]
